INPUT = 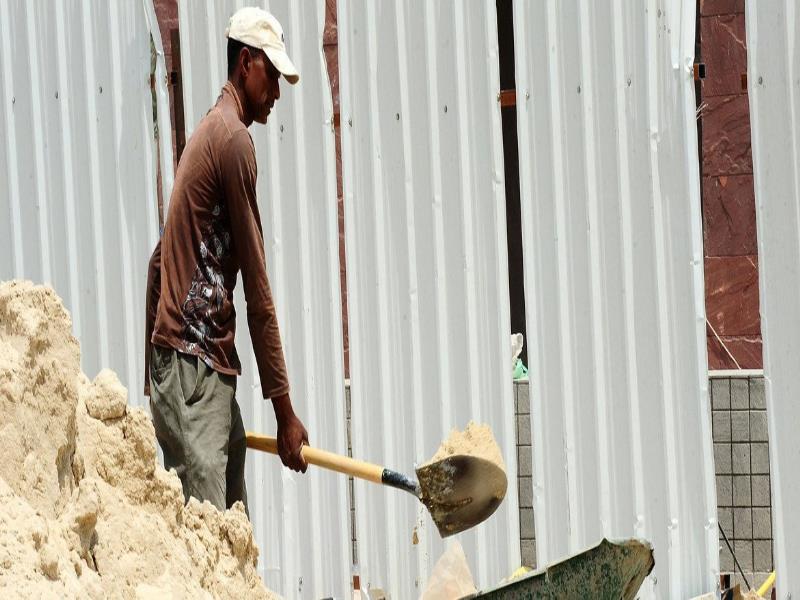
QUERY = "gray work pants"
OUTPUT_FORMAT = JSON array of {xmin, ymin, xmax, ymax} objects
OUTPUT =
[{"xmin": 148, "ymin": 345, "xmax": 248, "ymax": 514}]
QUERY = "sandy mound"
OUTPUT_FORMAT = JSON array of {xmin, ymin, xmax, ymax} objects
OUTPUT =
[
  {"xmin": 424, "ymin": 421, "xmax": 505, "ymax": 469},
  {"xmin": 0, "ymin": 280, "xmax": 278, "ymax": 599}
]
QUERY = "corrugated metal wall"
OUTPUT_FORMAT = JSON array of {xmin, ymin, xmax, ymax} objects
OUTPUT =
[
  {"xmin": 0, "ymin": 0, "xmax": 160, "ymax": 401},
  {"xmin": 177, "ymin": 1, "xmax": 351, "ymax": 596},
  {"xmin": 513, "ymin": 1, "xmax": 718, "ymax": 597},
  {"xmin": 338, "ymin": 1, "xmax": 519, "ymax": 596},
  {"xmin": 746, "ymin": 3, "xmax": 800, "ymax": 595}
]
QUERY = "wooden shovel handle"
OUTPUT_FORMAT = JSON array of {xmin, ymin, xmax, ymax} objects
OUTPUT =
[{"xmin": 246, "ymin": 432, "xmax": 384, "ymax": 484}]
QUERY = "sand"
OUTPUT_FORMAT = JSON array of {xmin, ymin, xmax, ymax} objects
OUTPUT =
[
  {"xmin": 0, "ymin": 280, "xmax": 278, "ymax": 599},
  {"xmin": 424, "ymin": 421, "xmax": 505, "ymax": 470}
]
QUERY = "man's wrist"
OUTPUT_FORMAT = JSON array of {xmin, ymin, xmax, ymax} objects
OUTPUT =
[{"xmin": 272, "ymin": 392, "xmax": 294, "ymax": 422}]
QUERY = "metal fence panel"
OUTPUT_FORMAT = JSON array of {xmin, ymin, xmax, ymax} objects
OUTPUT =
[
  {"xmin": 338, "ymin": 1, "xmax": 520, "ymax": 595},
  {"xmin": 746, "ymin": 2, "xmax": 800, "ymax": 595},
  {"xmin": 513, "ymin": 0, "xmax": 718, "ymax": 596},
  {"xmin": 0, "ymin": 0, "xmax": 161, "ymax": 402},
  {"xmin": 178, "ymin": 1, "xmax": 351, "ymax": 596}
]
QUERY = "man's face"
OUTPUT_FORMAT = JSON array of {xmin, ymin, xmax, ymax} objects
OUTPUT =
[{"xmin": 243, "ymin": 49, "xmax": 281, "ymax": 124}]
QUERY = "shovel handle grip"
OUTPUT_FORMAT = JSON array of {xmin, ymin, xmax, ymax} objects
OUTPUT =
[{"xmin": 246, "ymin": 432, "xmax": 384, "ymax": 484}]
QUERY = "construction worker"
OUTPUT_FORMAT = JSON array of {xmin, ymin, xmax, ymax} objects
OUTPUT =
[{"xmin": 143, "ymin": 7, "xmax": 307, "ymax": 514}]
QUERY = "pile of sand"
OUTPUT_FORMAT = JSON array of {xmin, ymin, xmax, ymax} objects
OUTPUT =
[
  {"xmin": 425, "ymin": 421, "xmax": 505, "ymax": 469},
  {"xmin": 0, "ymin": 280, "xmax": 277, "ymax": 599}
]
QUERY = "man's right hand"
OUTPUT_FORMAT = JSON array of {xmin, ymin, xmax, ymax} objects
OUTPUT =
[{"xmin": 272, "ymin": 393, "xmax": 309, "ymax": 473}]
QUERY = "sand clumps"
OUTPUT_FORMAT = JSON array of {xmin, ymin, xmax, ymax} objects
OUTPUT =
[
  {"xmin": 425, "ymin": 421, "xmax": 505, "ymax": 470},
  {"xmin": 0, "ymin": 280, "xmax": 278, "ymax": 599}
]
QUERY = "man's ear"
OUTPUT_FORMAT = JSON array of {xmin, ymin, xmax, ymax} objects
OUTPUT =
[{"xmin": 239, "ymin": 47, "xmax": 252, "ymax": 77}]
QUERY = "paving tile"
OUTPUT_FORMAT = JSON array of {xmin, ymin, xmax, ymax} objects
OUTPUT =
[
  {"xmin": 718, "ymin": 506, "xmax": 733, "ymax": 537},
  {"xmin": 517, "ymin": 414, "xmax": 531, "ymax": 445},
  {"xmin": 711, "ymin": 378, "xmax": 731, "ymax": 409},
  {"xmin": 752, "ymin": 507, "xmax": 771, "ymax": 539},
  {"xmin": 731, "ymin": 379, "xmax": 750, "ymax": 409},
  {"xmin": 732, "ymin": 443, "xmax": 750, "ymax": 475},
  {"xmin": 750, "ymin": 410, "xmax": 769, "ymax": 442},
  {"xmin": 518, "ymin": 476, "xmax": 533, "ymax": 508},
  {"xmin": 521, "ymin": 539, "xmax": 536, "ymax": 568},
  {"xmin": 751, "ymin": 442, "xmax": 770, "ymax": 474},
  {"xmin": 731, "ymin": 411, "xmax": 750, "ymax": 442},
  {"xmin": 749, "ymin": 378, "xmax": 766, "ymax": 409},
  {"xmin": 517, "ymin": 446, "xmax": 532, "ymax": 477},
  {"xmin": 752, "ymin": 475, "xmax": 771, "ymax": 507},
  {"xmin": 733, "ymin": 540, "xmax": 753, "ymax": 571},
  {"xmin": 715, "ymin": 443, "xmax": 733, "ymax": 474},
  {"xmin": 720, "ymin": 544, "xmax": 734, "ymax": 571},
  {"xmin": 733, "ymin": 507, "xmax": 752, "ymax": 539},
  {"xmin": 733, "ymin": 475, "xmax": 751, "ymax": 506},
  {"xmin": 717, "ymin": 475, "xmax": 733, "ymax": 506},
  {"xmin": 713, "ymin": 411, "xmax": 732, "ymax": 442},
  {"xmin": 517, "ymin": 381, "xmax": 530, "ymax": 414},
  {"xmin": 754, "ymin": 540, "xmax": 773, "ymax": 572},
  {"xmin": 520, "ymin": 507, "xmax": 535, "ymax": 539}
]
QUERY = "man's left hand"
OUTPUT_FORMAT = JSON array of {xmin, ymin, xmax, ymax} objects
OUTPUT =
[{"xmin": 272, "ymin": 393, "xmax": 309, "ymax": 473}]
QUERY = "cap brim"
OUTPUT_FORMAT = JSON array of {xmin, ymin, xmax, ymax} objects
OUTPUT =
[{"xmin": 265, "ymin": 47, "xmax": 299, "ymax": 85}]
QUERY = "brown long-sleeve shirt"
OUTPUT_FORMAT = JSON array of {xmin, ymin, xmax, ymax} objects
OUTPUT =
[{"xmin": 144, "ymin": 82, "xmax": 289, "ymax": 399}]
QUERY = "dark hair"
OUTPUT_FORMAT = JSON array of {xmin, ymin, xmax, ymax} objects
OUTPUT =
[{"xmin": 227, "ymin": 38, "xmax": 259, "ymax": 77}]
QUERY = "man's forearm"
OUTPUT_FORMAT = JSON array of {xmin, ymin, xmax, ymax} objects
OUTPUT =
[{"xmin": 271, "ymin": 392, "xmax": 296, "ymax": 422}]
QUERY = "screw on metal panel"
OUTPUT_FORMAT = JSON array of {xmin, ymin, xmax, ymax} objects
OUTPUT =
[
  {"xmin": 496, "ymin": 92, "xmax": 501, "ymax": 101},
  {"xmin": 55, "ymin": 91, "xmax": 58, "ymax": 99},
  {"xmin": 444, "ymin": 105, "xmax": 448, "ymax": 113},
  {"xmin": 758, "ymin": 76, "xmax": 763, "ymax": 85},
  {"xmin": 395, "ymin": 112, "xmax": 399, "ymax": 120},
  {"xmin": 99, "ymin": 86, "xmax": 103, "ymax": 93},
  {"xmin": 348, "ymin": 117, "xmax": 352, "ymax": 126},
  {"xmin": 577, "ymin": 84, "xmax": 581, "ymax": 94},
  {"xmin": 280, "ymin": 124, "xmax": 284, "ymax": 132},
  {"xmin": 627, "ymin": 78, "xmax": 632, "ymax": 87},
  {"xmin": 11, "ymin": 96, "xmax": 14, "ymax": 104}
]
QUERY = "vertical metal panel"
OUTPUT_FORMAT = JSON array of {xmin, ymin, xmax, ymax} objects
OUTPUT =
[
  {"xmin": 0, "ymin": 1, "xmax": 161, "ymax": 403},
  {"xmin": 514, "ymin": 1, "xmax": 718, "ymax": 597},
  {"xmin": 178, "ymin": 1, "xmax": 350, "ymax": 596},
  {"xmin": 747, "ymin": 3, "xmax": 800, "ymax": 595},
  {"xmin": 339, "ymin": 2, "xmax": 519, "ymax": 596}
]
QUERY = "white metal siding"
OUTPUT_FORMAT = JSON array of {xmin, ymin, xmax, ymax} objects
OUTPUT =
[
  {"xmin": 338, "ymin": 1, "xmax": 519, "ymax": 596},
  {"xmin": 746, "ymin": 3, "xmax": 800, "ymax": 596},
  {"xmin": 177, "ymin": 1, "xmax": 351, "ymax": 597},
  {"xmin": 0, "ymin": 0, "xmax": 161, "ymax": 403},
  {"xmin": 514, "ymin": 1, "xmax": 718, "ymax": 597}
]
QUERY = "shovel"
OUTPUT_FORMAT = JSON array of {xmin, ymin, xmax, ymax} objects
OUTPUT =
[{"xmin": 245, "ymin": 432, "xmax": 507, "ymax": 537}]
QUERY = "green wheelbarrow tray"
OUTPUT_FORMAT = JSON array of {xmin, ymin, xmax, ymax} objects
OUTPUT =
[{"xmin": 463, "ymin": 538, "xmax": 654, "ymax": 600}]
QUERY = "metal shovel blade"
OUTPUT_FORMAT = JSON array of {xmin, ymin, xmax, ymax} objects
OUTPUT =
[{"xmin": 415, "ymin": 454, "xmax": 508, "ymax": 537}]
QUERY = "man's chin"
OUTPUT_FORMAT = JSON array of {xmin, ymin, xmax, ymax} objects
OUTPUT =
[{"xmin": 254, "ymin": 106, "xmax": 271, "ymax": 125}]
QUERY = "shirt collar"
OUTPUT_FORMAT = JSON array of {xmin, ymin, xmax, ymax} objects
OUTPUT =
[{"xmin": 221, "ymin": 81, "xmax": 245, "ymax": 121}]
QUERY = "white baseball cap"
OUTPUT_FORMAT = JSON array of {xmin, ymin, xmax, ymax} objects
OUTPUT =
[{"xmin": 225, "ymin": 7, "xmax": 299, "ymax": 85}]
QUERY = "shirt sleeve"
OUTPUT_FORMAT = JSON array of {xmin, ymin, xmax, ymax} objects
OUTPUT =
[
  {"xmin": 143, "ymin": 239, "xmax": 161, "ymax": 396},
  {"xmin": 219, "ymin": 129, "xmax": 290, "ymax": 399}
]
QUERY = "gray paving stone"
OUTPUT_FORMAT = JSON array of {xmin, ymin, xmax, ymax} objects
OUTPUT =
[
  {"xmin": 752, "ymin": 475, "xmax": 771, "ymax": 507},
  {"xmin": 518, "ymin": 476, "xmax": 533, "ymax": 508},
  {"xmin": 712, "ymin": 378, "xmax": 731, "ymax": 410},
  {"xmin": 732, "ymin": 443, "xmax": 750, "ymax": 475},
  {"xmin": 713, "ymin": 411, "xmax": 732, "ymax": 442},
  {"xmin": 733, "ymin": 475, "xmax": 752, "ymax": 507},
  {"xmin": 520, "ymin": 507, "xmax": 535, "ymax": 539},
  {"xmin": 750, "ymin": 410, "xmax": 769, "ymax": 442},
  {"xmin": 754, "ymin": 540, "xmax": 773, "ymax": 572},
  {"xmin": 517, "ymin": 414, "xmax": 531, "ymax": 445},
  {"xmin": 717, "ymin": 475, "xmax": 733, "ymax": 508},
  {"xmin": 521, "ymin": 539, "xmax": 536, "ymax": 568},
  {"xmin": 714, "ymin": 443, "xmax": 732, "ymax": 474},
  {"xmin": 733, "ymin": 507, "xmax": 752, "ymax": 539},
  {"xmin": 751, "ymin": 442, "xmax": 770, "ymax": 474},
  {"xmin": 753, "ymin": 507, "xmax": 771, "ymax": 539},
  {"xmin": 517, "ymin": 381, "xmax": 530, "ymax": 414},
  {"xmin": 733, "ymin": 540, "xmax": 753, "ymax": 571},
  {"xmin": 517, "ymin": 445, "xmax": 532, "ymax": 477},
  {"xmin": 718, "ymin": 506, "xmax": 733, "ymax": 536},
  {"xmin": 720, "ymin": 544, "xmax": 734, "ymax": 571},
  {"xmin": 731, "ymin": 411, "xmax": 750, "ymax": 442},
  {"xmin": 749, "ymin": 378, "xmax": 766, "ymax": 409},
  {"xmin": 731, "ymin": 379, "xmax": 750, "ymax": 409},
  {"xmin": 717, "ymin": 475, "xmax": 733, "ymax": 506}
]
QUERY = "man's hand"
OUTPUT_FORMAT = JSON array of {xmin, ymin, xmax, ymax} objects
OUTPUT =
[{"xmin": 272, "ymin": 393, "xmax": 309, "ymax": 473}]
